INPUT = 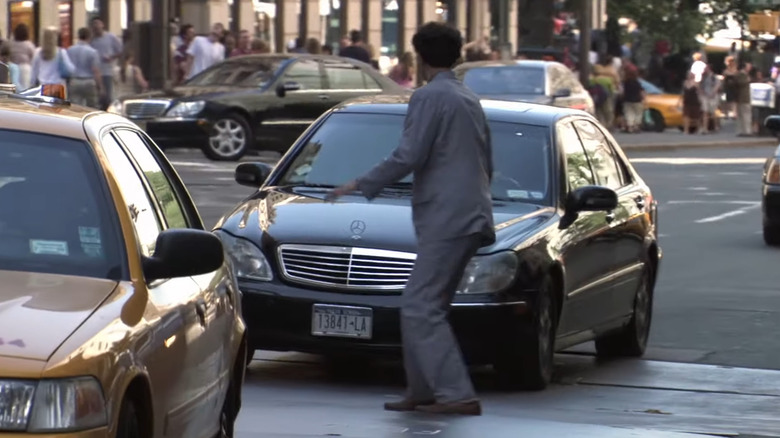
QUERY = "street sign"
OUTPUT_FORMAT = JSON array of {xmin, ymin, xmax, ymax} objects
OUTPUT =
[{"xmin": 748, "ymin": 0, "xmax": 780, "ymax": 6}]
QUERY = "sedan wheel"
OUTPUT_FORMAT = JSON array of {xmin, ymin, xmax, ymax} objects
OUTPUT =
[
  {"xmin": 204, "ymin": 115, "xmax": 252, "ymax": 161},
  {"xmin": 116, "ymin": 398, "xmax": 142, "ymax": 438},
  {"xmin": 763, "ymin": 221, "xmax": 780, "ymax": 246},
  {"xmin": 217, "ymin": 379, "xmax": 237, "ymax": 438},
  {"xmin": 595, "ymin": 266, "xmax": 654, "ymax": 358},
  {"xmin": 494, "ymin": 275, "xmax": 557, "ymax": 390}
]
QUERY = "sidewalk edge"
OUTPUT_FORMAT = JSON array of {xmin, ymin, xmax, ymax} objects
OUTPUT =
[{"xmin": 623, "ymin": 138, "xmax": 777, "ymax": 151}]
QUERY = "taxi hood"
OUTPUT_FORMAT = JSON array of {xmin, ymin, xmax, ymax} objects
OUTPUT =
[{"xmin": 0, "ymin": 270, "xmax": 117, "ymax": 362}]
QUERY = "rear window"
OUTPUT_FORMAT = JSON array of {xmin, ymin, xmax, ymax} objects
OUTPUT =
[
  {"xmin": 462, "ymin": 66, "xmax": 546, "ymax": 96},
  {"xmin": 0, "ymin": 130, "xmax": 124, "ymax": 280},
  {"xmin": 276, "ymin": 113, "xmax": 552, "ymax": 205}
]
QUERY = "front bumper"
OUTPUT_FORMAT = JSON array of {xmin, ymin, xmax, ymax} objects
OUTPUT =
[
  {"xmin": 240, "ymin": 279, "xmax": 531, "ymax": 364},
  {"xmin": 763, "ymin": 183, "xmax": 780, "ymax": 225},
  {"xmin": 131, "ymin": 117, "xmax": 211, "ymax": 149}
]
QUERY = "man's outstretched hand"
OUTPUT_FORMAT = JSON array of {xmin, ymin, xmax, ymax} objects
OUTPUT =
[{"xmin": 325, "ymin": 180, "xmax": 359, "ymax": 203}]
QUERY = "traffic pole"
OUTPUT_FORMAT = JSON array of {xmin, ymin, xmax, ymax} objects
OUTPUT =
[{"xmin": 579, "ymin": 0, "xmax": 592, "ymax": 86}]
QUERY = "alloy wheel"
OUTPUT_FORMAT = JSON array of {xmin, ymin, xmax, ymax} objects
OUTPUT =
[{"xmin": 209, "ymin": 118, "xmax": 247, "ymax": 158}]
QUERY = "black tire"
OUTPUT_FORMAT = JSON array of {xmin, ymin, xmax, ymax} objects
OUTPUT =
[
  {"xmin": 245, "ymin": 347, "xmax": 254, "ymax": 367},
  {"xmin": 202, "ymin": 113, "xmax": 253, "ymax": 161},
  {"xmin": 763, "ymin": 223, "xmax": 780, "ymax": 246},
  {"xmin": 116, "ymin": 398, "xmax": 142, "ymax": 438},
  {"xmin": 494, "ymin": 275, "xmax": 557, "ymax": 390},
  {"xmin": 642, "ymin": 109, "xmax": 666, "ymax": 132},
  {"xmin": 217, "ymin": 378, "xmax": 238, "ymax": 438},
  {"xmin": 595, "ymin": 265, "xmax": 654, "ymax": 358}
]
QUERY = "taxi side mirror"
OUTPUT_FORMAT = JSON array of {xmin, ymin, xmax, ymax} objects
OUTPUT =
[
  {"xmin": 142, "ymin": 229, "xmax": 225, "ymax": 281},
  {"xmin": 235, "ymin": 162, "xmax": 273, "ymax": 188}
]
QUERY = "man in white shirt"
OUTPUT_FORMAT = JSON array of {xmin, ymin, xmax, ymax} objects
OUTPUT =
[
  {"xmin": 691, "ymin": 52, "xmax": 707, "ymax": 83},
  {"xmin": 186, "ymin": 24, "xmax": 225, "ymax": 80}
]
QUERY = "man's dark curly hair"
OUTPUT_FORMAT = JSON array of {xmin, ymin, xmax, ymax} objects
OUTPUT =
[{"xmin": 412, "ymin": 22, "xmax": 463, "ymax": 69}]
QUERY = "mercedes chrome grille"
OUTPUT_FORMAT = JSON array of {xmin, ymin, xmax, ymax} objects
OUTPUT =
[
  {"xmin": 123, "ymin": 99, "xmax": 170, "ymax": 118},
  {"xmin": 277, "ymin": 244, "xmax": 416, "ymax": 291}
]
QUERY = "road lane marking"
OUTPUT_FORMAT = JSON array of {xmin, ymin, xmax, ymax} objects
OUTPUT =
[
  {"xmin": 690, "ymin": 187, "xmax": 708, "ymax": 191},
  {"xmin": 694, "ymin": 202, "xmax": 761, "ymax": 223},
  {"xmin": 702, "ymin": 192, "xmax": 727, "ymax": 196},
  {"xmin": 667, "ymin": 200, "xmax": 757, "ymax": 205},
  {"xmin": 631, "ymin": 157, "xmax": 766, "ymax": 164}
]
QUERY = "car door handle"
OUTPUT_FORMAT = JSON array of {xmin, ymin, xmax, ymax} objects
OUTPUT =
[
  {"xmin": 635, "ymin": 196, "xmax": 646, "ymax": 210},
  {"xmin": 318, "ymin": 94, "xmax": 330, "ymax": 100},
  {"xmin": 195, "ymin": 299, "xmax": 207, "ymax": 326},
  {"xmin": 605, "ymin": 212, "xmax": 616, "ymax": 223}
]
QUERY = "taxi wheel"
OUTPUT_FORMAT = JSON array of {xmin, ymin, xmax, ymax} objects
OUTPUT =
[
  {"xmin": 595, "ymin": 266, "xmax": 654, "ymax": 358},
  {"xmin": 642, "ymin": 110, "xmax": 666, "ymax": 132},
  {"xmin": 116, "ymin": 398, "xmax": 141, "ymax": 438},
  {"xmin": 763, "ymin": 222, "xmax": 780, "ymax": 246},
  {"xmin": 204, "ymin": 114, "xmax": 253, "ymax": 161},
  {"xmin": 494, "ymin": 275, "xmax": 557, "ymax": 391},
  {"xmin": 218, "ymin": 378, "xmax": 238, "ymax": 438}
]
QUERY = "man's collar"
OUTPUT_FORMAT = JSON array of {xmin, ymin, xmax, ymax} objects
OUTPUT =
[{"xmin": 429, "ymin": 70, "xmax": 455, "ymax": 82}]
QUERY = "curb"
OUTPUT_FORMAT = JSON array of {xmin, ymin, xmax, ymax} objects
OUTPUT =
[{"xmin": 621, "ymin": 138, "xmax": 777, "ymax": 151}]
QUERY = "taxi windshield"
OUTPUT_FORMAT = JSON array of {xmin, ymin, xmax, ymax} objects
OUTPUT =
[
  {"xmin": 0, "ymin": 130, "xmax": 124, "ymax": 280},
  {"xmin": 276, "ymin": 113, "xmax": 552, "ymax": 205}
]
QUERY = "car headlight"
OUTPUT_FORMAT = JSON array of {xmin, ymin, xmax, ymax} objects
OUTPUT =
[
  {"xmin": 0, "ymin": 377, "xmax": 107, "ymax": 433},
  {"xmin": 766, "ymin": 158, "xmax": 780, "ymax": 184},
  {"xmin": 215, "ymin": 231, "xmax": 273, "ymax": 281},
  {"xmin": 456, "ymin": 251, "xmax": 518, "ymax": 294},
  {"xmin": 165, "ymin": 101, "xmax": 205, "ymax": 117},
  {"xmin": 107, "ymin": 99, "xmax": 123, "ymax": 115}
]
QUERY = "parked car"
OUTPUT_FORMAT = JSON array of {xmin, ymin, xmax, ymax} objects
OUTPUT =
[
  {"xmin": 640, "ymin": 78, "xmax": 724, "ymax": 132},
  {"xmin": 453, "ymin": 60, "xmax": 595, "ymax": 115},
  {"xmin": 0, "ymin": 86, "xmax": 247, "ymax": 437},
  {"xmin": 108, "ymin": 54, "xmax": 407, "ymax": 161},
  {"xmin": 215, "ymin": 95, "xmax": 661, "ymax": 390},
  {"xmin": 762, "ymin": 116, "xmax": 780, "ymax": 245}
]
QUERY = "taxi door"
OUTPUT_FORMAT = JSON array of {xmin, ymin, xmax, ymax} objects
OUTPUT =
[{"xmin": 102, "ymin": 130, "xmax": 222, "ymax": 438}]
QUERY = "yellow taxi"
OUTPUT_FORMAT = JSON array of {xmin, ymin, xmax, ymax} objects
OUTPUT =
[
  {"xmin": 640, "ymin": 78, "xmax": 683, "ymax": 131},
  {"xmin": 0, "ymin": 85, "xmax": 247, "ymax": 437}
]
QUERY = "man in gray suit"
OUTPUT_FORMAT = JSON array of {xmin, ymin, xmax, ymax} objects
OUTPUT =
[{"xmin": 326, "ymin": 22, "xmax": 494, "ymax": 416}]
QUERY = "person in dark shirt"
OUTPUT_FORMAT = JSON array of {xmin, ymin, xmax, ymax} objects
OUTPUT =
[
  {"xmin": 621, "ymin": 65, "xmax": 646, "ymax": 133},
  {"xmin": 338, "ymin": 30, "xmax": 371, "ymax": 64}
]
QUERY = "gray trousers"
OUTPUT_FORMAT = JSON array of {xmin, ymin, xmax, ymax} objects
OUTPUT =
[
  {"xmin": 737, "ymin": 103, "xmax": 752, "ymax": 135},
  {"xmin": 69, "ymin": 78, "xmax": 99, "ymax": 108},
  {"xmin": 402, "ymin": 233, "xmax": 482, "ymax": 403}
]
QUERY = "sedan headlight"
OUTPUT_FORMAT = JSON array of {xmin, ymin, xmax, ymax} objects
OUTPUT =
[
  {"xmin": 215, "ymin": 231, "xmax": 273, "ymax": 281},
  {"xmin": 766, "ymin": 158, "xmax": 780, "ymax": 184},
  {"xmin": 165, "ymin": 101, "xmax": 205, "ymax": 117},
  {"xmin": 456, "ymin": 251, "xmax": 518, "ymax": 294},
  {"xmin": 0, "ymin": 377, "xmax": 107, "ymax": 433},
  {"xmin": 107, "ymin": 99, "xmax": 123, "ymax": 115}
]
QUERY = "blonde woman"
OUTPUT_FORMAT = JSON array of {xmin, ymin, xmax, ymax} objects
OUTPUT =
[{"xmin": 30, "ymin": 28, "xmax": 74, "ymax": 87}]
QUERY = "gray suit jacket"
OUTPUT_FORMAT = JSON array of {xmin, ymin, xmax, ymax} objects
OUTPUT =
[{"xmin": 356, "ymin": 70, "xmax": 495, "ymax": 245}]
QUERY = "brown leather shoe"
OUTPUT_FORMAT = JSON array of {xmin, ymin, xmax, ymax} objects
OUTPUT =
[
  {"xmin": 384, "ymin": 398, "xmax": 435, "ymax": 412},
  {"xmin": 415, "ymin": 400, "xmax": 482, "ymax": 416}
]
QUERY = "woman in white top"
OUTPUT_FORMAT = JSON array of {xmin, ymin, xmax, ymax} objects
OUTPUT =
[
  {"xmin": 9, "ymin": 23, "xmax": 36, "ymax": 90},
  {"xmin": 30, "ymin": 28, "xmax": 74, "ymax": 87}
]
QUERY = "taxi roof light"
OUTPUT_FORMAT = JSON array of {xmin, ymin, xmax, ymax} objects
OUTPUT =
[{"xmin": 41, "ymin": 84, "xmax": 68, "ymax": 100}]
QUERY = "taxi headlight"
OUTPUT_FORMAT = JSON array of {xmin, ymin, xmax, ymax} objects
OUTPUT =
[
  {"xmin": 766, "ymin": 158, "xmax": 780, "ymax": 184},
  {"xmin": 215, "ymin": 231, "xmax": 273, "ymax": 281},
  {"xmin": 107, "ymin": 99, "xmax": 123, "ymax": 115},
  {"xmin": 166, "ymin": 101, "xmax": 205, "ymax": 117},
  {"xmin": 456, "ymin": 251, "xmax": 518, "ymax": 294},
  {"xmin": 0, "ymin": 377, "xmax": 107, "ymax": 433}
]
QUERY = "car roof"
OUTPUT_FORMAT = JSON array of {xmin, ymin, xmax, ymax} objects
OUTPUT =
[
  {"xmin": 454, "ymin": 59, "xmax": 559, "ymax": 71},
  {"xmin": 331, "ymin": 94, "xmax": 589, "ymax": 126},
  {"xmin": 222, "ymin": 53, "xmax": 369, "ymax": 65}
]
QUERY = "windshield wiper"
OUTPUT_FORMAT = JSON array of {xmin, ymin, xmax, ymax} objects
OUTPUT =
[{"xmin": 279, "ymin": 183, "xmax": 336, "ymax": 189}]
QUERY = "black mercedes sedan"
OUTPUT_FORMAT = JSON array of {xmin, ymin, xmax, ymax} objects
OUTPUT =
[
  {"xmin": 107, "ymin": 54, "xmax": 407, "ymax": 161},
  {"xmin": 761, "ymin": 117, "xmax": 780, "ymax": 246},
  {"xmin": 214, "ymin": 96, "xmax": 661, "ymax": 390}
]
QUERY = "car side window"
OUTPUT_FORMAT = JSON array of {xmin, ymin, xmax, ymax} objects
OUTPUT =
[
  {"xmin": 557, "ymin": 121, "xmax": 595, "ymax": 190},
  {"xmin": 283, "ymin": 59, "xmax": 324, "ymax": 90},
  {"xmin": 573, "ymin": 120, "xmax": 624, "ymax": 190},
  {"xmin": 547, "ymin": 66, "xmax": 565, "ymax": 94},
  {"xmin": 114, "ymin": 129, "xmax": 189, "ymax": 229},
  {"xmin": 101, "ymin": 133, "xmax": 162, "ymax": 257},
  {"xmin": 324, "ymin": 64, "xmax": 378, "ymax": 90}
]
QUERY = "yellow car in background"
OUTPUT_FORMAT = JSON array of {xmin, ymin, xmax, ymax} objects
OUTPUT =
[
  {"xmin": 0, "ymin": 86, "xmax": 247, "ymax": 437},
  {"xmin": 640, "ymin": 79, "xmax": 683, "ymax": 132}
]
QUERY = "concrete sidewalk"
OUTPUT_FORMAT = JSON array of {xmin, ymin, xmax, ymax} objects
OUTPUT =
[{"xmin": 615, "ymin": 119, "xmax": 778, "ymax": 151}]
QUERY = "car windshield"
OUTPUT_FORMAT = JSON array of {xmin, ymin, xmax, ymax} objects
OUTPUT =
[
  {"xmin": 639, "ymin": 79, "xmax": 663, "ymax": 95},
  {"xmin": 276, "ymin": 113, "xmax": 552, "ymax": 205},
  {"xmin": 462, "ymin": 66, "xmax": 546, "ymax": 95},
  {"xmin": 0, "ymin": 130, "xmax": 124, "ymax": 280},
  {"xmin": 186, "ymin": 58, "xmax": 286, "ymax": 88}
]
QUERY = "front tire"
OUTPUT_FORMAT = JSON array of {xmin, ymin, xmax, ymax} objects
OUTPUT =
[
  {"xmin": 217, "ymin": 378, "xmax": 238, "ymax": 438},
  {"xmin": 642, "ymin": 109, "xmax": 666, "ymax": 132},
  {"xmin": 763, "ymin": 220, "xmax": 780, "ymax": 246},
  {"xmin": 595, "ymin": 265, "xmax": 654, "ymax": 358},
  {"xmin": 494, "ymin": 275, "xmax": 557, "ymax": 390},
  {"xmin": 203, "ymin": 113, "xmax": 253, "ymax": 161},
  {"xmin": 116, "ymin": 398, "xmax": 142, "ymax": 438}
]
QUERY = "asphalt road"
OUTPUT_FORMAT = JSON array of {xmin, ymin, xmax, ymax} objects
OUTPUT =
[{"xmin": 166, "ymin": 144, "xmax": 780, "ymax": 437}]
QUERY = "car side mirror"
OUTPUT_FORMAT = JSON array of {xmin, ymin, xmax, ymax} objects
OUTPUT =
[
  {"xmin": 276, "ymin": 81, "xmax": 301, "ymax": 98},
  {"xmin": 142, "ymin": 229, "xmax": 225, "ymax": 281},
  {"xmin": 553, "ymin": 88, "xmax": 571, "ymax": 99},
  {"xmin": 765, "ymin": 115, "xmax": 780, "ymax": 133},
  {"xmin": 566, "ymin": 185, "xmax": 618, "ymax": 213},
  {"xmin": 235, "ymin": 162, "xmax": 273, "ymax": 188}
]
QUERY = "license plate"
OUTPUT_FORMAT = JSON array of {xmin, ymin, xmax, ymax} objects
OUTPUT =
[{"xmin": 311, "ymin": 304, "xmax": 373, "ymax": 339}]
